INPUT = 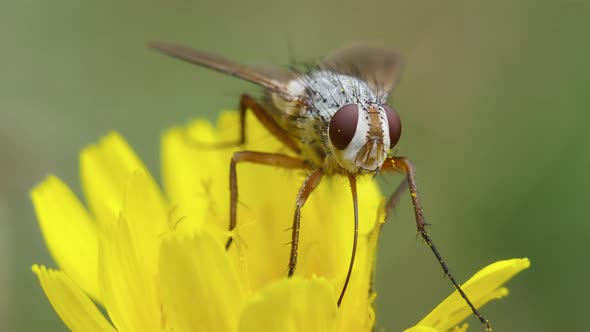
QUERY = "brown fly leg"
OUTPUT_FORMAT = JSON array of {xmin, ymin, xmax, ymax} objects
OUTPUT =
[
  {"xmin": 226, "ymin": 151, "xmax": 312, "ymax": 249},
  {"xmin": 287, "ymin": 171, "xmax": 358, "ymax": 307},
  {"xmin": 384, "ymin": 179, "xmax": 409, "ymax": 222},
  {"xmin": 238, "ymin": 94, "xmax": 301, "ymax": 153},
  {"xmin": 181, "ymin": 94, "xmax": 301, "ymax": 154},
  {"xmin": 287, "ymin": 169, "xmax": 324, "ymax": 277},
  {"xmin": 381, "ymin": 157, "xmax": 493, "ymax": 332}
]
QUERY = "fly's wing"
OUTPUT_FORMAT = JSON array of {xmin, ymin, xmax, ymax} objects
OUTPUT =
[
  {"xmin": 150, "ymin": 41, "xmax": 298, "ymax": 101},
  {"xmin": 248, "ymin": 64, "xmax": 301, "ymax": 86},
  {"xmin": 319, "ymin": 45, "xmax": 403, "ymax": 99}
]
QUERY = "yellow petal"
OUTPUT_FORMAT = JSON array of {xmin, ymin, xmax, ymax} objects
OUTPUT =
[
  {"xmin": 161, "ymin": 120, "xmax": 229, "ymax": 234},
  {"xmin": 238, "ymin": 277, "xmax": 337, "ymax": 332},
  {"xmin": 161, "ymin": 110, "xmax": 296, "ymax": 236},
  {"xmin": 411, "ymin": 258, "xmax": 531, "ymax": 331},
  {"xmin": 123, "ymin": 169, "xmax": 169, "ymax": 274},
  {"xmin": 80, "ymin": 132, "xmax": 147, "ymax": 226},
  {"xmin": 162, "ymin": 111, "xmax": 386, "ymax": 304},
  {"xmin": 334, "ymin": 202, "xmax": 384, "ymax": 332},
  {"xmin": 405, "ymin": 323, "xmax": 469, "ymax": 332},
  {"xmin": 296, "ymin": 175, "xmax": 382, "ymax": 284},
  {"xmin": 159, "ymin": 230, "xmax": 244, "ymax": 332},
  {"xmin": 32, "ymin": 265, "xmax": 116, "ymax": 332},
  {"xmin": 31, "ymin": 176, "xmax": 100, "ymax": 301},
  {"xmin": 98, "ymin": 216, "xmax": 160, "ymax": 332},
  {"xmin": 404, "ymin": 327, "xmax": 438, "ymax": 332},
  {"xmin": 452, "ymin": 323, "xmax": 469, "ymax": 332},
  {"xmin": 161, "ymin": 111, "xmax": 301, "ymax": 292}
]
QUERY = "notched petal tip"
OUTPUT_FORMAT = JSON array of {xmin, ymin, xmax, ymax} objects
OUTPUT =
[
  {"xmin": 31, "ymin": 263, "xmax": 45, "ymax": 275},
  {"xmin": 31, "ymin": 175, "xmax": 100, "ymax": 301},
  {"xmin": 183, "ymin": 119, "xmax": 219, "ymax": 144},
  {"xmin": 80, "ymin": 130, "xmax": 152, "ymax": 228}
]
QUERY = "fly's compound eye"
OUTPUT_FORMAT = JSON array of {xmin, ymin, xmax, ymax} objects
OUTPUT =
[
  {"xmin": 383, "ymin": 105, "xmax": 402, "ymax": 148},
  {"xmin": 329, "ymin": 104, "xmax": 359, "ymax": 150}
]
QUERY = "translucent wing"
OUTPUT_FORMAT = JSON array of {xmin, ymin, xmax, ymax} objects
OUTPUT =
[
  {"xmin": 319, "ymin": 45, "xmax": 403, "ymax": 99},
  {"xmin": 149, "ymin": 41, "xmax": 298, "ymax": 101}
]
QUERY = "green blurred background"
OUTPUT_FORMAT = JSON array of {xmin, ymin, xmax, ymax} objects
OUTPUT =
[{"xmin": 1, "ymin": 1, "xmax": 589, "ymax": 331}]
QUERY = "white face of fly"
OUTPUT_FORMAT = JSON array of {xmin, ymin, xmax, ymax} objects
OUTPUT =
[{"xmin": 278, "ymin": 71, "xmax": 402, "ymax": 174}]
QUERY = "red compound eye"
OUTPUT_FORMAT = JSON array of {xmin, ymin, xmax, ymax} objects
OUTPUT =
[
  {"xmin": 329, "ymin": 104, "xmax": 359, "ymax": 150},
  {"xmin": 382, "ymin": 105, "xmax": 401, "ymax": 148}
]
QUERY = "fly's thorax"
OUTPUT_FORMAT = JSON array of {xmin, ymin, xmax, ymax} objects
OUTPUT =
[
  {"xmin": 271, "ymin": 79, "xmax": 307, "ymax": 117},
  {"xmin": 268, "ymin": 78, "xmax": 326, "ymax": 167}
]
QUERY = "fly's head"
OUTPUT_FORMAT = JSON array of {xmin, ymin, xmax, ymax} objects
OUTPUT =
[
  {"xmin": 299, "ymin": 70, "xmax": 402, "ymax": 175},
  {"xmin": 328, "ymin": 101, "xmax": 401, "ymax": 174}
]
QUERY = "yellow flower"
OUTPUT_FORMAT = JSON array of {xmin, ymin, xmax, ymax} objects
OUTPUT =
[{"xmin": 31, "ymin": 111, "xmax": 529, "ymax": 331}]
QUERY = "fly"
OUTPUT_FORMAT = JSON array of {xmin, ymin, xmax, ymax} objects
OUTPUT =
[{"xmin": 149, "ymin": 41, "xmax": 493, "ymax": 331}]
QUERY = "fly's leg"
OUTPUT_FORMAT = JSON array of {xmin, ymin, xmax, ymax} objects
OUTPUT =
[
  {"xmin": 384, "ymin": 179, "xmax": 409, "ymax": 222},
  {"xmin": 182, "ymin": 94, "xmax": 301, "ymax": 154},
  {"xmin": 287, "ymin": 172, "xmax": 358, "ymax": 307},
  {"xmin": 226, "ymin": 151, "xmax": 312, "ymax": 249},
  {"xmin": 381, "ymin": 157, "xmax": 493, "ymax": 332},
  {"xmin": 287, "ymin": 169, "xmax": 323, "ymax": 276},
  {"xmin": 238, "ymin": 94, "xmax": 301, "ymax": 153}
]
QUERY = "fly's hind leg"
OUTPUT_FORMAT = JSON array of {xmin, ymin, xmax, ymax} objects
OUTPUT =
[
  {"xmin": 237, "ymin": 94, "xmax": 301, "ymax": 153},
  {"xmin": 182, "ymin": 94, "xmax": 301, "ymax": 154}
]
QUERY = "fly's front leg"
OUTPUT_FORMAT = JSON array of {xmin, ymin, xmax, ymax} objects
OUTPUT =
[
  {"xmin": 226, "ymin": 151, "xmax": 312, "ymax": 249},
  {"xmin": 381, "ymin": 157, "xmax": 493, "ymax": 331},
  {"xmin": 381, "ymin": 157, "xmax": 428, "ymax": 234},
  {"xmin": 287, "ymin": 169, "xmax": 323, "ymax": 276}
]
